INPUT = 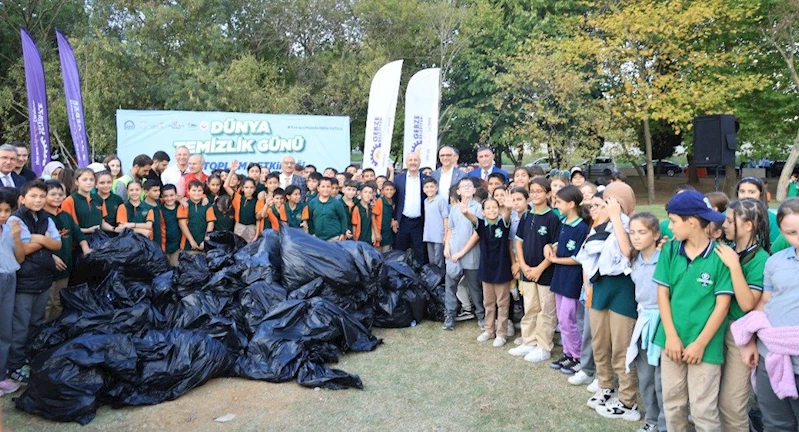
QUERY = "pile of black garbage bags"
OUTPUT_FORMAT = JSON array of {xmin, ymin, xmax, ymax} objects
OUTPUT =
[{"xmin": 14, "ymin": 228, "xmax": 446, "ymax": 424}]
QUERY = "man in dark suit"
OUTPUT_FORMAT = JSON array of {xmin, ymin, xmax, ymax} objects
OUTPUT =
[
  {"xmin": 393, "ymin": 152, "xmax": 428, "ymax": 263},
  {"xmin": 279, "ymin": 155, "xmax": 308, "ymax": 201},
  {"xmin": 12, "ymin": 142, "xmax": 37, "ymax": 183},
  {"xmin": 431, "ymin": 146, "xmax": 467, "ymax": 199},
  {"xmin": 0, "ymin": 144, "xmax": 27, "ymax": 189},
  {"xmin": 469, "ymin": 146, "xmax": 509, "ymax": 183}
]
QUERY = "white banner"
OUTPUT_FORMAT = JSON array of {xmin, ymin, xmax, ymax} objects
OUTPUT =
[
  {"xmin": 403, "ymin": 68, "xmax": 440, "ymax": 168},
  {"xmin": 362, "ymin": 60, "xmax": 403, "ymax": 174}
]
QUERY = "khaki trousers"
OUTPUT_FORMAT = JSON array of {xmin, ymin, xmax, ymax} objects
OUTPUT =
[
  {"xmin": 719, "ymin": 327, "xmax": 752, "ymax": 432},
  {"xmin": 519, "ymin": 281, "xmax": 556, "ymax": 351},
  {"xmin": 234, "ymin": 223, "xmax": 257, "ymax": 243},
  {"xmin": 661, "ymin": 354, "xmax": 722, "ymax": 432},
  {"xmin": 482, "ymin": 282, "xmax": 510, "ymax": 338},
  {"xmin": 589, "ymin": 308, "xmax": 638, "ymax": 406},
  {"xmin": 45, "ymin": 278, "xmax": 69, "ymax": 322},
  {"xmin": 167, "ymin": 251, "xmax": 180, "ymax": 267}
]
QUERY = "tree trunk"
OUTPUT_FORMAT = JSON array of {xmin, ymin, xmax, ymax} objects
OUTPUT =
[
  {"xmin": 776, "ymin": 128, "xmax": 799, "ymax": 202},
  {"xmin": 643, "ymin": 118, "xmax": 655, "ymax": 204},
  {"xmin": 724, "ymin": 164, "xmax": 737, "ymax": 198}
]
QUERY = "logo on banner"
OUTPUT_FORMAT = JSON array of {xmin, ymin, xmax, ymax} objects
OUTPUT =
[
  {"xmin": 199, "ymin": 121, "xmax": 209, "ymax": 131},
  {"xmin": 124, "ymin": 120, "xmax": 135, "ymax": 130}
]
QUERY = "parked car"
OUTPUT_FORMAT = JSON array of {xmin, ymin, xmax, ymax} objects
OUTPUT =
[
  {"xmin": 766, "ymin": 161, "xmax": 799, "ymax": 178},
  {"xmin": 580, "ymin": 157, "xmax": 616, "ymax": 177},
  {"xmin": 524, "ymin": 157, "xmax": 551, "ymax": 172},
  {"xmin": 640, "ymin": 160, "xmax": 683, "ymax": 177}
]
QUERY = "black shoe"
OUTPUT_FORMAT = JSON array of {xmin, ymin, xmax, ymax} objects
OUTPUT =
[
  {"xmin": 549, "ymin": 355, "xmax": 569, "ymax": 370},
  {"xmin": 455, "ymin": 310, "xmax": 475, "ymax": 321},
  {"xmin": 559, "ymin": 357, "xmax": 581, "ymax": 375},
  {"xmin": 442, "ymin": 316, "xmax": 455, "ymax": 330}
]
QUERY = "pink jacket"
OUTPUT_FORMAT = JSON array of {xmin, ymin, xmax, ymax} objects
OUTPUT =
[{"xmin": 731, "ymin": 310, "xmax": 799, "ymax": 400}]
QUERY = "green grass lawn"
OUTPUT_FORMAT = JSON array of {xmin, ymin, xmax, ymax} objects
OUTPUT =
[{"xmin": 2, "ymin": 321, "xmax": 644, "ymax": 432}]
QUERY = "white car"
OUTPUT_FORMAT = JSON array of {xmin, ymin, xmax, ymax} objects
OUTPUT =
[
  {"xmin": 580, "ymin": 157, "xmax": 616, "ymax": 177},
  {"xmin": 525, "ymin": 157, "xmax": 551, "ymax": 172}
]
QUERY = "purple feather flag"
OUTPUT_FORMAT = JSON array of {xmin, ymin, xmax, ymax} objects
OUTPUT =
[
  {"xmin": 20, "ymin": 27, "xmax": 51, "ymax": 176},
  {"xmin": 56, "ymin": 29, "xmax": 90, "ymax": 168}
]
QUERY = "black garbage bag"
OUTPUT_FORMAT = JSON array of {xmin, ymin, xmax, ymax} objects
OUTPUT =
[
  {"xmin": 204, "ymin": 230, "xmax": 247, "ymax": 253},
  {"xmin": 163, "ymin": 291, "xmax": 247, "ymax": 354},
  {"xmin": 60, "ymin": 270, "xmax": 151, "ymax": 315},
  {"xmin": 280, "ymin": 228, "xmax": 359, "ymax": 291},
  {"xmin": 29, "ymin": 303, "xmax": 156, "ymax": 359},
  {"xmin": 151, "ymin": 271, "xmax": 175, "ymax": 307},
  {"xmin": 231, "ymin": 280, "xmax": 288, "ymax": 336},
  {"xmin": 82, "ymin": 230, "xmax": 168, "ymax": 282},
  {"xmin": 373, "ymin": 251, "xmax": 428, "ymax": 328},
  {"xmin": 201, "ymin": 262, "xmax": 247, "ymax": 298},
  {"xmin": 287, "ymin": 277, "xmax": 326, "ymax": 300},
  {"xmin": 15, "ymin": 334, "xmax": 138, "ymax": 425},
  {"xmin": 172, "ymin": 253, "xmax": 211, "ymax": 297},
  {"xmin": 69, "ymin": 230, "xmax": 111, "ymax": 285},
  {"xmin": 236, "ymin": 297, "xmax": 380, "ymax": 389},
  {"xmin": 419, "ymin": 264, "xmax": 446, "ymax": 322},
  {"xmin": 105, "ymin": 330, "xmax": 234, "ymax": 407}
]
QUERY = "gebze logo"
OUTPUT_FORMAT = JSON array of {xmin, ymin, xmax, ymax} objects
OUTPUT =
[{"xmin": 696, "ymin": 272, "xmax": 713, "ymax": 287}]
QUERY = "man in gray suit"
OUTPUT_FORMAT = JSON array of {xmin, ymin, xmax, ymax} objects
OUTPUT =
[
  {"xmin": 430, "ymin": 146, "xmax": 475, "ymax": 321},
  {"xmin": 431, "ymin": 146, "xmax": 466, "ymax": 199},
  {"xmin": 279, "ymin": 155, "xmax": 308, "ymax": 201}
]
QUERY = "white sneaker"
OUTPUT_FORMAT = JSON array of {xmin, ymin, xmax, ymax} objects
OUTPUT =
[
  {"xmin": 587, "ymin": 378, "xmax": 600, "ymax": 393},
  {"xmin": 523, "ymin": 347, "xmax": 551, "ymax": 363},
  {"xmin": 568, "ymin": 370, "xmax": 593, "ymax": 386},
  {"xmin": 507, "ymin": 320, "xmax": 515, "ymax": 337},
  {"xmin": 596, "ymin": 399, "xmax": 642, "ymax": 421},
  {"xmin": 508, "ymin": 344, "xmax": 536, "ymax": 356},
  {"xmin": 476, "ymin": 331, "xmax": 493, "ymax": 342},
  {"xmin": 513, "ymin": 337, "xmax": 523, "ymax": 345},
  {"xmin": 493, "ymin": 337, "xmax": 507, "ymax": 347},
  {"xmin": 587, "ymin": 387, "xmax": 616, "ymax": 409}
]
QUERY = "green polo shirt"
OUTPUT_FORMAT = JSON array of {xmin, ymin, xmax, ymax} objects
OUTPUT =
[
  {"xmin": 653, "ymin": 240, "xmax": 733, "ymax": 364},
  {"xmin": 356, "ymin": 201, "xmax": 373, "ymax": 243},
  {"xmin": 120, "ymin": 201, "xmax": 155, "ymax": 224},
  {"xmin": 728, "ymin": 245, "xmax": 768, "ymax": 321},
  {"xmin": 213, "ymin": 204, "xmax": 235, "ymax": 232},
  {"xmin": 772, "ymin": 234, "xmax": 791, "ymax": 254},
  {"xmin": 177, "ymin": 200, "xmax": 215, "ymax": 250},
  {"xmin": 768, "ymin": 211, "xmax": 779, "ymax": 243},
  {"xmin": 161, "ymin": 205, "xmax": 181, "ymax": 254},
  {"xmin": 95, "ymin": 192, "xmax": 124, "ymax": 227},
  {"xmin": 66, "ymin": 192, "xmax": 105, "ymax": 229},
  {"xmin": 237, "ymin": 195, "xmax": 258, "ymax": 225},
  {"xmin": 308, "ymin": 196, "xmax": 348, "ymax": 240},
  {"xmin": 659, "ymin": 219, "xmax": 672, "ymax": 240},
  {"xmin": 285, "ymin": 202, "xmax": 307, "ymax": 228},
  {"xmin": 49, "ymin": 210, "xmax": 86, "ymax": 281},
  {"xmin": 146, "ymin": 200, "xmax": 163, "ymax": 247}
]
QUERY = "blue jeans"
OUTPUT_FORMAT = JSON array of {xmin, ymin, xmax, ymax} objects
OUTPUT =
[{"xmin": 0, "ymin": 272, "xmax": 15, "ymax": 380}]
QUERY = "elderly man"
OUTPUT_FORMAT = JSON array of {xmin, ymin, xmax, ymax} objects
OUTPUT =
[
  {"xmin": 432, "ymin": 146, "xmax": 466, "ymax": 199},
  {"xmin": 0, "ymin": 145, "xmax": 26, "ymax": 189},
  {"xmin": 393, "ymin": 152, "xmax": 429, "ymax": 263},
  {"xmin": 161, "ymin": 146, "xmax": 190, "ymax": 189},
  {"xmin": 278, "ymin": 155, "xmax": 307, "ymax": 200},
  {"xmin": 115, "ymin": 154, "xmax": 152, "ymax": 200},
  {"xmin": 12, "ymin": 142, "xmax": 37, "ymax": 182},
  {"xmin": 469, "ymin": 146, "xmax": 509, "ymax": 183},
  {"xmin": 180, "ymin": 154, "xmax": 209, "ymax": 198}
]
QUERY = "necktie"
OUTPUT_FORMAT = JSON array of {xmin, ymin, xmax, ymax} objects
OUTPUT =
[
  {"xmin": 483, "ymin": 171, "xmax": 489, "ymax": 181},
  {"xmin": 1, "ymin": 175, "xmax": 10, "ymax": 187}
]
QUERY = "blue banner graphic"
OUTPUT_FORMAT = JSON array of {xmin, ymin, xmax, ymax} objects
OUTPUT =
[{"xmin": 116, "ymin": 110, "xmax": 350, "ymax": 173}]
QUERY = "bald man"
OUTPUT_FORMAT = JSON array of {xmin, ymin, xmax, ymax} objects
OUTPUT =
[
  {"xmin": 393, "ymin": 152, "xmax": 429, "ymax": 263},
  {"xmin": 161, "ymin": 146, "xmax": 190, "ymax": 189},
  {"xmin": 179, "ymin": 154, "xmax": 209, "ymax": 198},
  {"xmin": 279, "ymin": 155, "xmax": 307, "ymax": 201}
]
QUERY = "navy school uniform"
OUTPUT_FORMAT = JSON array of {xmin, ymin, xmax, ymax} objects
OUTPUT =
[
  {"xmin": 550, "ymin": 217, "xmax": 590, "ymax": 299},
  {"xmin": 475, "ymin": 217, "xmax": 513, "ymax": 284},
  {"xmin": 514, "ymin": 207, "xmax": 562, "ymax": 285}
]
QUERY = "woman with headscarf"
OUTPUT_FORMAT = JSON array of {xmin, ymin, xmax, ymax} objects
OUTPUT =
[{"xmin": 41, "ymin": 161, "xmax": 64, "ymax": 180}]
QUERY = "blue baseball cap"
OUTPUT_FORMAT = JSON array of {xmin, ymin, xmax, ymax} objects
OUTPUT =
[{"xmin": 665, "ymin": 190, "xmax": 725, "ymax": 223}]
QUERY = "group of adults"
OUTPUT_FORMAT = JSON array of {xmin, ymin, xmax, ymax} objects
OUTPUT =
[{"xmin": 0, "ymin": 143, "xmax": 38, "ymax": 190}]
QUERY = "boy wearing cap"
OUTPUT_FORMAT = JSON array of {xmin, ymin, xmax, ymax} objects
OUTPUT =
[
  {"xmin": 570, "ymin": 167, "xmax": 586, "ymax": 187},
  {"xmin": 653, "ymin": 190, "xmax": 733, "ymax": 431}
]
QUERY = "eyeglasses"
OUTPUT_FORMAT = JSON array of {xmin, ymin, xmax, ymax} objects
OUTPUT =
[
  {"xmin": 590, "ymin": 203, "xmax": 605, "ymax": 209},
  {"xmin": 529, "ymin": 189, "xmax": 547, "ymax": 195},
  {"xmin": 439, "ymin": 154, "xmax": 454, "ymax": 157}
]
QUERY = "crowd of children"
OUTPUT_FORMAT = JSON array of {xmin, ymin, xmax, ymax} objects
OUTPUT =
[{"xmin": 1, "ymin": 154, "xmax": 799, "ymax": 432}]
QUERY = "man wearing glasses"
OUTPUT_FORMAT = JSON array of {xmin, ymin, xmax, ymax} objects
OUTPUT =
[{"xmin": 432, "ymin": 146, "xmax": 466, "ymax": 199}]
